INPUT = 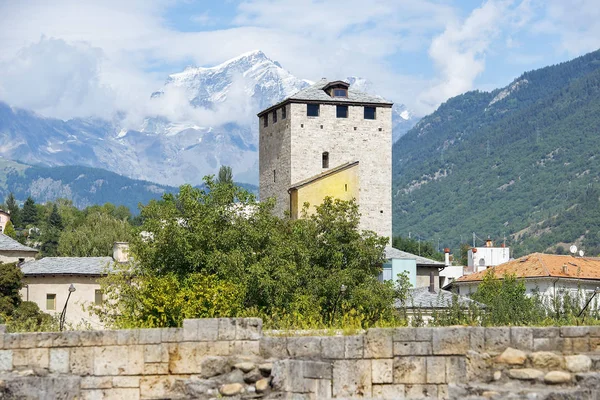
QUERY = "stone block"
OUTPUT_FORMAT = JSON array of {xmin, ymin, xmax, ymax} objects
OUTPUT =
[
  {"xmin": 332, "ymin": 360, "xmax": 372, "ymax": 397},
  {"xmin": 79, "ymin": 331, "xmax": 104, "ymax": 347},
  {"xmin": 208, "ymin": 340, "xmax": 230, "ymax": 356},
  {"xmin": 496, "ymin": 347, "xmax": 527, "ymax": 365},
  {"xmin": 393, "ymin": 328, "xmax": 416, "ymax": 342},
  {"xmin": 394, "ymin": 341, "xmax": 432, "ymax": 356},
  {"xmin": 112, "ymin": 376, "xmax": 140, "ymax": 388},
  {"xmin": 432, "ymin": 328, "xmax": 470, "ymax": 355},
  {"xmin": 446, "ymin": 356, "xmax": 467, "ymax": 384},
  {"xmin": 236, "ymin": 318, "xmax": 262, "ymax": 340},
  {"xmin": 365, "ymin": 328, "xmax": 393, "ymax": 358},
  {"xmin": 161, "ymin": 328, "xmax": 182, "ymax": 343},
  {"xmin": 415, "ymin": 327, "xmax": 433, "ymax": 342},
  {"xmin": 426, "ymin": 357, "xmax": 446, "ymax": 384},
  {"xmin": 533, "ymin": 337, "xmax": 563, "ymax": 352},
  {"xmin": 183, "ymin": 319, "xmax": 200, "ymax": 341},
  {"xmin": 12, "ymin": 349, "xmax": 28, "ymax": 367},
  {"xmin": 70, "ymin": 347, "xmax": 95, "ymax": 375},
  {"xmin": 405, "ymin": 384, "xmax": 437, "ymax": 399},
  {"xmin": 144, "ymin": 344, "xmax": 168, "ymax": 363},
  {"xmin": 198, "ymin": 318, "xmax": 219, "ymax": 341},
  {"xmin": 144, "ymin": 362, "xmax": 169, "ymax": 375},
  {"xmin": 36, "ymin": 332, "xmax": 57, "ymax": 348},
  {"xmin": 438, "ymin": 383, "xmax": 449, "ymax": 399},
  {"xmin": 321, "ymin": 336, "xmax": 345, "ymax": 359},
  {"xmin": 260, "ymin": 337, "xmax": 288, "ymax": 359},
  {"xmin": 589, "ymin": 326, "xmax": 600, "ymax": 337},
  {"xmin": 94, "ymin": 345, "xmax": 143, "ymax": 376},
  {"xmin": 218, "ymin": 318, "xmax": 237, "ymax": 341},
  {"xmin": 344, "ymin": 335, "xmax": 363, "ymax": 359},
  {"xmin": 96, "ymin": 388, "xmax": 140, "ymax": 400},
  {"xmin": 372, "ymin": 384, "xmax": 406, "ymax": 399},
  {"xmin": 572, "ymin": 337, "xmax": 590, "ymax": 353},
  {"xmin": 393, "ymin": 356, "xmax": 426, "ymax": 384},
  {"xmin": 53, "ymin": 331, "xmax": 81, "ymax": 347},
  {"xmin": 4, "ymin": 334, "xmax": 20, "ymax": 349},
  {"xmin": 230, "ymin": 340, "xmax": 260, "ymax": 356},
  {"xmin": 372, "ymin": 359, "xmax": 393, "ymax": 384},
  {"xmin": 469, "ymin": 327, "xmax": 485, "ymax": 352},
  {"xmin": 565, "ymin": 355, "xmax": 592, "ymax": 373},
  {"xmin": 484, "ymin": 327, "xmax": 510, "ymax": 353},
  {"xmin": 0, "ymin": 350, "xmax": 12, "ymax": 371},
  {"xmin": 561, "ymin": 326, "xmax": 589, "ymax": 338},
  {"xmin": 532, "ymin": 327, "xmax": 559, "ymax": 339},
  {"xmin": 117, "ymin": 329, "xmax": 139, "ymax": 345},
  {"xmin": 168, "ymin": 342, "xmax": 208, "ymax": 374},
  {"xmin": 302, "ymin": 360, "xmax": 332, "ymax": 379},
  {"xmin": 309, "ymin": 378, "xmax": 332, "ymax": 398},
  {"xmin": 28, "ymin": 348, "xmax": 49, "ymax": 369},
  {"xmin": 140, "ymin": 376, "xmax": 176, "ymax": 398},
  {"xmin": 510, "ymin": 327, "xmax": 533, "ymax": 351},
  {"xmin": 49, "ymin": 348, "xmax": 69, "ymax": 373},
  {"xmin": 139, "ymin": 328, "xmax": 161, "ymax": 344},
  {"xmin": 19, "ymin": 333, "xmax": 38, "ymax": 348},
  {"xmin": 271, "ymin": 360, "xmax": 313, "ymax": 393},
  {"xmin": 287, "ymin": 337, "xmax": 321, "ymax": 359},
  {"xmin": 530, "ymin": 351, "xmax": 564, "ymax": 369},
  {"xmin": 101, "ymin": 330, "xmax": 118, "ymax": 346},
  {"xmin": 81, "ymin": 376, "xmax": 113, "ymax": 389}
]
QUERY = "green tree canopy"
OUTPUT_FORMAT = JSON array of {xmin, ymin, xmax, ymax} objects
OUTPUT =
[
  {"xmin": 3, "ymin": 220, "xmax": 16, "ymax": 239},
  {"xmin": 0, "ymin": 262, "xmax": 23, "ymax": 315},
  {"xmin": 217, "ymin": 165, "xmax": 234, "ymax": 185},
  {"xmin": 4, "ymin": 193, "xmax": 21, "ymax": 227},
  {"xmin": 21, "ymin": 197, "xmax": 38, "ymax": 226}
]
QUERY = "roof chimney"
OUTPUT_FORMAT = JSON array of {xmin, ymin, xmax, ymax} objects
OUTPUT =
[
  {"xmin": 444, "ymin": 248, "xmax": 451, "ymax": 267},
  {"xmin": 429, "ymin": 271, "xmax": 436, "ymax": 293},
  {"xmin": 113, "ymin": 242, "xmax": 129, "ymax": 263},
  {"xmin": 486, "ymin": 237, "xmax": 493, "ymax": 247}
]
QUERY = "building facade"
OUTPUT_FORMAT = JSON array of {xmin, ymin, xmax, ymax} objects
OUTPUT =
[
  {"xmin": 0, "ymin": 233, "xmax": 38, "ymax": 264},
  {"xmin": 467, "ymin": 239, "xmax": 510, "ymax": 274},
  {"xmin": 0, "ymin": 209, "xmax": 10, "ymax": 234},
  {"xmin": 258, "ymin": 79, "xmax": 393, "ymax": 239}
]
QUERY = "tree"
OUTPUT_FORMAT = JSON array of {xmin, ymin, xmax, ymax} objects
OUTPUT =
[
  {"xmin": 48, "ymin": 204, "xmax": 63, "ymax": 230},
  {"xmin": 4, "ymin": 193, "xmax": 21, "ymax": 227},
  {"xmin": 21, "ymin": 197, "xmax": 38, "ymax": 226},
  {"xmin": 216, "ymin": 165, "xmax": 233, "ymax": 185},
  {"xmin": 3, "ymin": 221, "xmax": 16, "ymax": 239},
  {"xmin": 0, "ymin": 262, "xmax": 23, "ymax": 315},
  {"xmin": 58, "ymin": 212, "xmax": 133, "ymax": 257}
]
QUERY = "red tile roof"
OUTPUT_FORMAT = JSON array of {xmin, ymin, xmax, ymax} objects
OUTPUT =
[{"xmin": 457, "ymin": 253, "xmax": 600, "ymax": 283}]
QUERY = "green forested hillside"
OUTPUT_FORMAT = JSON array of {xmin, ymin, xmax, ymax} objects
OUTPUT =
[{"xmin": 392, "ymin": 49, "xmax": 600, "ymax": 257}]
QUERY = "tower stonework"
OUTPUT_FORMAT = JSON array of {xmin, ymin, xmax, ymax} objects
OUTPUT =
[{"xmin": 258, "ymin": 79, "xmax": 392, "ymax": 240}]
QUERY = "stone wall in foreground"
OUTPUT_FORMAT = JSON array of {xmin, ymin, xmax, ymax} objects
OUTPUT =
[{"xmin": 1, "ymin": 321, "xmax": 600, "ymax": 399}]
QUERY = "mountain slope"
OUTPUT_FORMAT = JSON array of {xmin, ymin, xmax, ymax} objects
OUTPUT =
[{"xmin": 392, "ymin": 49, "xmax": 600, "ymax": 256}]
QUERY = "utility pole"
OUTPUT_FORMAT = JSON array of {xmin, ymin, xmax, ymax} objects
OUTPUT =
[{"xmin": 473, "ymin": 232, "xmax": 476, "ymax": 248}]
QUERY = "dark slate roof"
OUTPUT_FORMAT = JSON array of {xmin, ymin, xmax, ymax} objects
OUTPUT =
[
  {"xmin": 257, "ymin": 78, "xmax": 393, "ymax": 116},
  {"xmin": 20, "ymin": 257, "xmax": 114, "ymax": 276},
  {"xmin": 385, "ymin": 246, "xmax": 445, "ymax": 267},
  {"xmin": 398, "ymin": 287, "xmax": 482, "ymax": 309},
  {"xmin": 0, "ymin": 233, "xmax": 37, "ymax": 253}
]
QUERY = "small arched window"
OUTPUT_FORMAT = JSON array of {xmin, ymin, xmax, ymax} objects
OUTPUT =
[
  {"xmin": 322, "ymin": 152, "xmax": 329, "ymax": 168},
  {"xmin": 479, "ymin": 258, "xmax": 486, "ymax": 266}
]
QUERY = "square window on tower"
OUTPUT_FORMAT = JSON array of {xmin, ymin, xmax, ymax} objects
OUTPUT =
[
  {"xmin": 336, "ymin": 105, "xmax": 348, "ymax": 118},
  {"xmin": 307, "ymin": 104, "xmax": 320, "ymax": 117},
  {"xmin": 322, "ymin": 152, "xmax": 329, "ymax": 168},
  {"xmin": 364, "ymin": 106, "xmax": 376, "ymax": 120}
]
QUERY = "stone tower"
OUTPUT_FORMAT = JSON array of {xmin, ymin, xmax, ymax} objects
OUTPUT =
[{"xmin": 258, "ymin": 79, "xmax": 393, "ymax": 240}]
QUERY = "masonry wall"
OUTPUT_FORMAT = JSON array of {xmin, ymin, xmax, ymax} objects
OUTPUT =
[
  {"xmin": 2, "ymin": 320, "xmax": 600, "ymax": 399},
  {"xmin": 0, "ymin": 250, "xmax": 36, "ymax": 264}
]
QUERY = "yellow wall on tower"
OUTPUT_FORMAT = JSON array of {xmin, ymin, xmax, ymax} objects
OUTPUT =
[{"xmin": 290, "ymin": 163, "xmax": 359, "ymax": 219}]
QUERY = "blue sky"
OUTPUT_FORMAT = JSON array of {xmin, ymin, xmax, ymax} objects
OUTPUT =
[{"xmin": 0, "ymin": 0, "xmax": 599, "ymax": 120}]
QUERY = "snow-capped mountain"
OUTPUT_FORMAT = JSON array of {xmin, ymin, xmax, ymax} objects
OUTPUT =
[{"xmin": 0, "ymin": 51, "xmax": 418, "ymax": 186}]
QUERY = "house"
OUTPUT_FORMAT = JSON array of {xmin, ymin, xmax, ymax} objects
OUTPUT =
[
  {"xmin": 18, "ymin": 242, "xmax": 129, "ymax": 329},
  {"xmin": 258, "ymin": 79, "xmax": 393, "ymax": 239},
  {"xmin": 381, "ymin": 246, "xmax": 446, "ymax": 291},
  {"xmin": 449, "ymin": 253, "xmax": 600, "ymax": 307},
  {"xmin": 0, "ymin": 209, "xmax": 10, "ymax": 233},
  {"xmin": 399, "ymin": 286, "xmax": 482, "ymax": 323},
  {"xmin": 467, "ymin": 238, "xmax": 510, "ymax": 274},
  {"xmin": 0, "ymin": 233, "xmax": 38, "ymax": 264}
]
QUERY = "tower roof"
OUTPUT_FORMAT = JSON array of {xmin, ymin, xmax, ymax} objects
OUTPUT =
[{"xmin": 257, "ymin": 78, "xmax": 393, "ymax": 117}]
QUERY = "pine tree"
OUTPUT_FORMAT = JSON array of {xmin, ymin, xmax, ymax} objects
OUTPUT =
[
  {"xmin": 3, "ymin": 220, "xmax": 16, "ymax": 239},
  {"xmin": 21, "ymin": 197, "xmax": 38, "ymax": 226},
  {"xmin": 4, "ymin": 193, "xmax": 21, "ymax": 227},
  {"xmin": 48, "ymin": 204, "xmax": 63, "ymax": 230},
  {"xmin": 217, "ymin": 165, "xmax": 233, "ymax": 185}
]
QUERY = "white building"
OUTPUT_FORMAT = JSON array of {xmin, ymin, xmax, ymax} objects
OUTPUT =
[
  {"xmin": 450, "ymin": 253, "xmax": 600, "ymax": 309},
  {"xmin": 0, "ymin": 209, "xmax": 10, "ymax": 234},
  {"xmin": 467, "ymin": 239, "xmax": 510, "ymax": 274},
  {"xmin": 0, "ymin": 232, "xmax": 38, "ymax": 264}
]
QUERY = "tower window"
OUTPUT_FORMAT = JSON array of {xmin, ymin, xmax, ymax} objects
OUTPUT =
[
  {"xmin": 263, "ymin": 115, "xmax": 268, "ymax": 127},
  {"xmin": 333, "ymin": 89, "xmax": 347, "ymax": 97},
  {"xmin": 364, "ymin": 107, "xmax": 376, "ymax": 120},
  {"xmin": 282, "ymin": 106, "xmax": 287, "ymax": 119},
  {"xmin": 273, "ymin": 170, "xmax": 276, "ymax": 182},
  {"xmin": 345, "ymin": 184, "xmax": 348, "ymax": 192},
  {"xmin": 272, "ymin": 110, "xmax": 277, "ymax": 123},
  {"xmin": 307, "ymin": 104, "xmax": 320, "ymax": 117},
  {"xmin": 336, "ymin": 105, "xmax": 348, "ymax": 118},
  {"xmin": 322, "ymin": 152, "xmax": 329, "ymax": 168}
]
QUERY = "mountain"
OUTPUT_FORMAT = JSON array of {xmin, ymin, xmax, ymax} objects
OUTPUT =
[
  {"xmin": 0, "ymin": 51, "xmax": 418, "ymax": 187},
  {"xmin": 392, "ymin": 49, "xmax": 600, "ymax": 257},
  {"xmin": 0, "ymin": 157, "xmax": 175, "ymax": 211}
]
